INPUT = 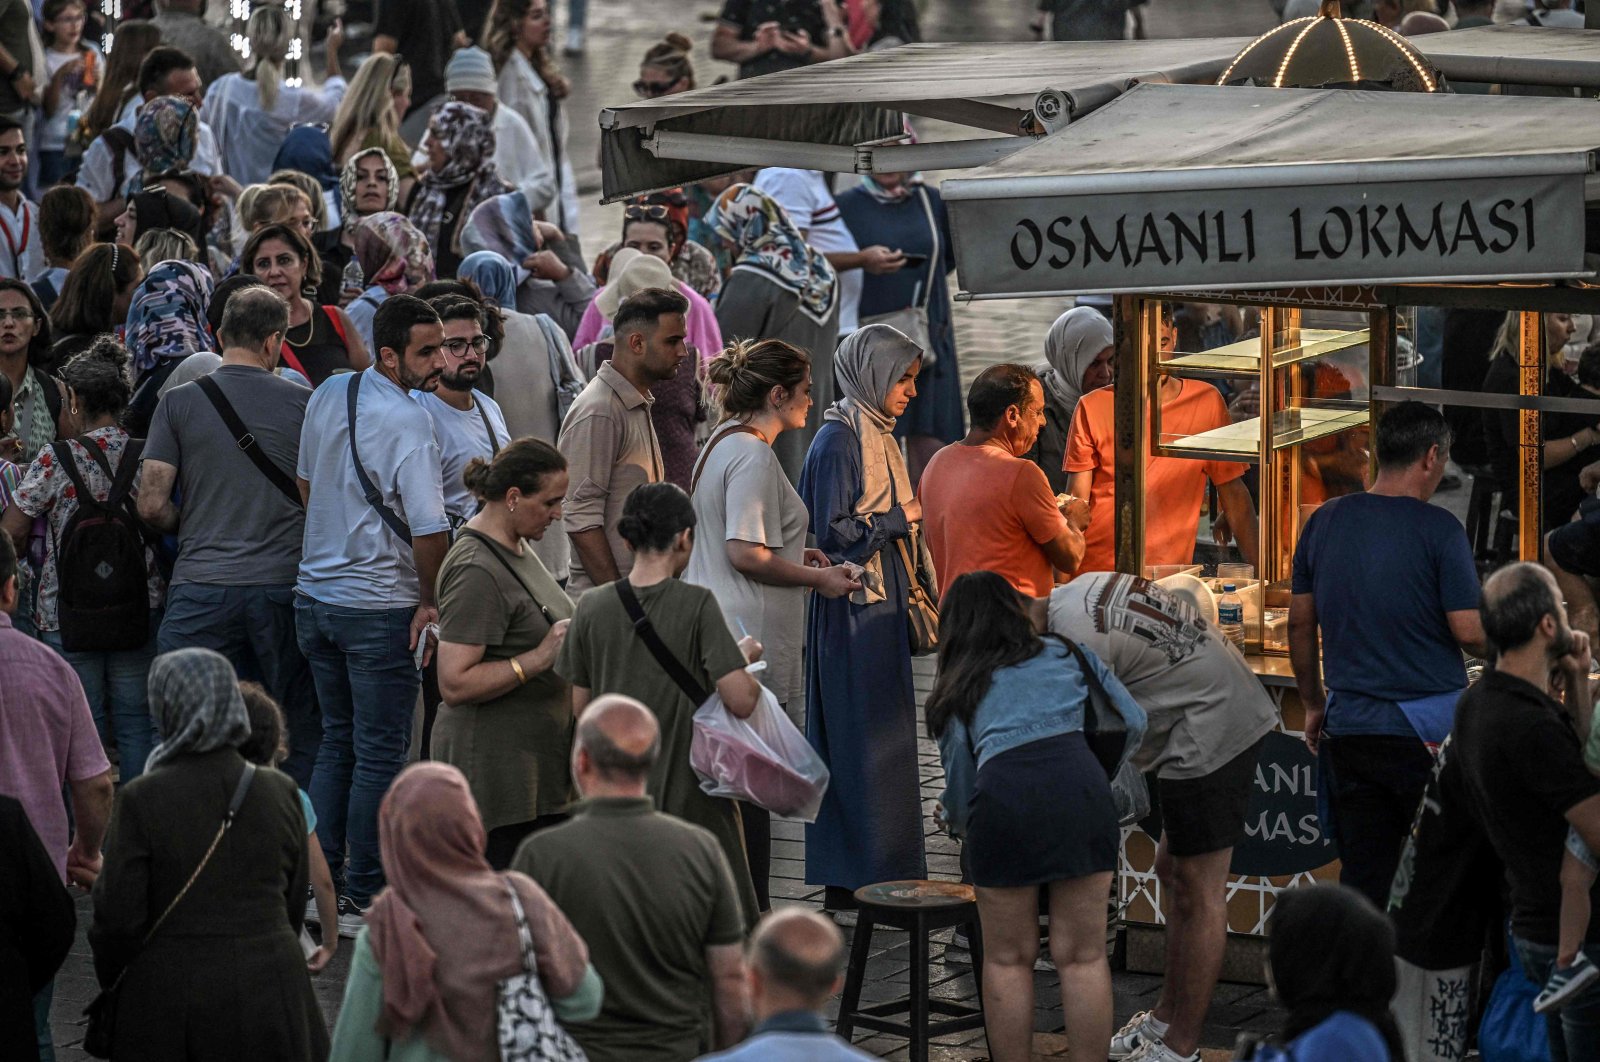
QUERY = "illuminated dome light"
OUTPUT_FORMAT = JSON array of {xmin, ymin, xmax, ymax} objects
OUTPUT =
[{"xmin": 1217, "ymin": 0, "xmax": 1443, "ymax": 93}]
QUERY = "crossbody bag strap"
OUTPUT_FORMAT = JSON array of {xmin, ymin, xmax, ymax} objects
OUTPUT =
[
  {"xmin": 195, "ymin": 375, "xmax": 303, "ymax": 507},
  {"xmin": 503, "ymin": 877, "xmax": 537, "ymax": 971},
  {"xmin": 458, "ymin": 529, "xmax": 556, "ymax": 625},
  {"xmin": 346, "ymin": 373, "xmax": 413, "ymax": 544},
  {"xmin": 615, "ymin": 579, "xmax": 711, "ymax": 705},
  {"xmin": 472, "ymin": 396, "xmax": 504, "ymax": 456},
  {"xmin": 916, "ymin": 185, "xmax": 938, "ymax": 311},
  {"xmin": 689, "ymin": 423, "xmax": 763, "ymax": 494}
]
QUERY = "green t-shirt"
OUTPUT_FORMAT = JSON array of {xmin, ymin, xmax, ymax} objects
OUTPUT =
[
  {"xmin": 433, "ymin": 531, "xmax": 576, "ymax": 829},
  {"xmin": 514, "ymin": 798, "xmax": 746, "ymax": 1062},
  {"xmin": 556, "ymin": 577, "xmax": 758, "ymax": 924}
]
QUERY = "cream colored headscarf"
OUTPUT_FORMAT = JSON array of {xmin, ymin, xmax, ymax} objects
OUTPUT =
[{"xmin": 823, "ymin": 323, "xmax": 931, "ymax": 605}]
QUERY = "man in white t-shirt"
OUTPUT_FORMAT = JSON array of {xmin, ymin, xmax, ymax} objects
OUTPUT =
[
  {"xmin": 1046, "ymin": 572, "xmax": 1277, "ymax": 1062},
  {"xmin": 412, "ymin": 294, "xmax": 510, "ymax": 530},
  {"xmin": 753, "ymin": 167, "xmax": 904, "ymax": 337}
]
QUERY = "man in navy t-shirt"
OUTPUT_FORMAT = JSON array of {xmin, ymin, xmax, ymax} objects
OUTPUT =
[{"xmin": 1289, "ymin": 401, "xmax": 1486, "ymax": 907}]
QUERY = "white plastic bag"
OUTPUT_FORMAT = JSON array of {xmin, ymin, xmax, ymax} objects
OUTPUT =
[{"xmin": 690, "ymin": 686, "xmax": 831, "ymax": 822}]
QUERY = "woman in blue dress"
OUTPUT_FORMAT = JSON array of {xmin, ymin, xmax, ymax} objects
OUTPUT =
[
  {"xmin": 836, "ymin": 171, "xmax": 961, "ymax": 484},
  {"xmin": 799, "ymin": 323, "xmax": 929, "ymax": 912}
]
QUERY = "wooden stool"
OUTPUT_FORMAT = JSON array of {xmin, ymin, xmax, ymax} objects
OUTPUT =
[{"xmin": 836, "ymin": 880, "xmax": 986, "ymax": 1062}]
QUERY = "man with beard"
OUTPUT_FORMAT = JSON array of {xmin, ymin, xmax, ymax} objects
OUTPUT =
[
  {"xmin": 415, "ymin": 294, "xmax": 510, "ymax": 534},
  {"xmin": 0, "ymin": 116, "xmax": 40, "ymax": 280},
  {"xmin": 294, "ymin": 293, "xmax": 449, "ymax": 938},
  {"xmin": 557, "ymin": 286, "xmax": 689, "ymax": 595},
  {"xmin": 1455, "ymin": 562, "xmax": 1600, "ymax": 1057}
]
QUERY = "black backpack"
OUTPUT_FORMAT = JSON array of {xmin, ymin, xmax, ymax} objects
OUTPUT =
[{"xmin": 51, "ymin": 436, "xmax": 150, "ymax": 652}]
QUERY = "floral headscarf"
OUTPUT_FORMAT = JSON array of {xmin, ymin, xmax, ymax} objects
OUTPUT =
[
  {"xmin": 707, "ymin": 183, "xmax": 837, "ymax": 326},
  {"xmin": 457, "ymin": 251, "xmax": 517, "ymax": 310},
  {"xmin": 340, "ymin": 146, "xmax": 399, "ymax": 221},
  {"xmin": 274, "ymin": 124, "xmax": 340, "ymax": 191},
  {"xmin": 144, "ymin": 648, "xmax": 250, "ymax": 773},
  {"xmin": 124, "ymin": 260, "xmax": 216, "ymax": 376},
  {"xmin": 129, "ymin": 95, "xmax": 199, "ymax": 194},
  {"xmin": 410, "ymin": 103, "xmax": 512, "ymax": 258},
  {"xmin": 353, "ymin": 212, "xmax": 435, "ymax": 296},
  {"xmin": 460, "ymin": 192, "xmax": 538, "ymax": 265}
]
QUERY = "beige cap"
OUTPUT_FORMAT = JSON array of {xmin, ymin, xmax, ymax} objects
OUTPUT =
[{"xmin": 595, "ymin": 248, "xmax": 678, "ymax": 319}]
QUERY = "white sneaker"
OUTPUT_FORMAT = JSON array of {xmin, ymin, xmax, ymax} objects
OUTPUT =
[
  {"xmin": 1110, "ymin": 1011, "xmax": 1165, "ymax": 1061},
  {"xmin": 563, "ymin": 26, "xmax": 584, "ymax": 56},
  {"xmin": 1125, "ymin": 1040, "xmax": 1199, "ymax": 1062}
]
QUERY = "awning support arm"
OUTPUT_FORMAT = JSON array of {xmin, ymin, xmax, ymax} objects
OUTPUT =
[{"xmin": 641, "ymin": 130, "xmax": 1037, "ymax": 174}]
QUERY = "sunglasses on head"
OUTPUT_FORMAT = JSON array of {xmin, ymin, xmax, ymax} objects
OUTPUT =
[
  {"xmin": 624, "ymin": 203, "xmax": 671, "ymax": 221},
  {"xmin": 633, "ymin": 78, "xmax": 676, "ymax": 97}
]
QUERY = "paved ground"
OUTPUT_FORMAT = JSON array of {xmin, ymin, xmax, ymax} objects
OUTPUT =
[{"xmin": 45, "ymin": 2, "xmax": 1293, "ymax": 1058}]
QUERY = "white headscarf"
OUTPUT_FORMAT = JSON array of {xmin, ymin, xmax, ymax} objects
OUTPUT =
[
  {"xmin": 823, "ymin": 323, "xmax": 929, "ymax": 605},
  {"xmin": 1036, "ymin": 307, "xmax": 1115, "ymax": 421},
  {"xmin": 144, "ymin": 649, "xmax": 250, "ymax": 772}
]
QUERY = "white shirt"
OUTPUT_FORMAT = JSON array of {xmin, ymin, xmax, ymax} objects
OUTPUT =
[
  {"xmin": 755, "ymin": 167, "xmax": 862, "ymax": 334},
  {"xmin": 344, "ymin": 285, "xmax": 387, "ymax": 354},
  {"xmin": 76, "ymin": 100, "xmax": 222, "ymax": 203},
  {"xmin": 201, "ymin": 72, "xmax": 347, "ymax": 187},
  {"xmin": 413, "ymin": 388, "xmax": 510, "ymax": 524},
  {"xmin": 496, "ymin": 49, "xmax": 579, "ymax": 234},
  {"xmin": 296, "ymin": 367, "xmax": 450, "ymax": 609},
  {"xmin": 412, "ymin": 103, "xmax": 558, "ymax": 216},
  {"xmin": 0, "ymin": 196, "xmax": 43, "ymax": 280}
]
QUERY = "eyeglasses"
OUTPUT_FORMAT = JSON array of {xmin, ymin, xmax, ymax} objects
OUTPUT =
[
  {"xmin": 624, "ymin": 203, "xmax": 671, "ymax": 222},
  {"xmin": 633, "ymin": 78, "xmax": 677, "ymax": 98},
  {"xmin": 441, "ymin": 335, "xmax": 491, "ymax": 358},
  {"xmin": 0, "ymin": 308, "xmax": 35, "ymax": 321}
]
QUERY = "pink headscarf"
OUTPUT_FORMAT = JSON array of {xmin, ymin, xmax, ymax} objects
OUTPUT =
[{"xmin": 365, "ymin": 764, "xmax": 586, "ymax": 1059}]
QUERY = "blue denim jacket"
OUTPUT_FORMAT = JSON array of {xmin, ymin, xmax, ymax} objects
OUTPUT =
[{"xmin": 936, "ymin": 640, "xmax": 1146, "ymax": 838}]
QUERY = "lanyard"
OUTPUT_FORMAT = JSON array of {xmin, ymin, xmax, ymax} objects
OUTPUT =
[{"xmin": 0, "ymin": 203, "xmax": 28, "ymax": 275}]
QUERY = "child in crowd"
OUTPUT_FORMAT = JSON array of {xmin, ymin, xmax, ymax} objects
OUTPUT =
[
  {"xmin": 37, "ymin": 0, "xmax": 100, "ymax": 186},
  {"xmin": 238, "ymin": 680, "xmax": 339, "ymax": 974}
]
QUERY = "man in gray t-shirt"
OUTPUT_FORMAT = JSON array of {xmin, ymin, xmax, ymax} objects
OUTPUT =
[{"xmin": 138, "ymin": 288, "xmax": 318, "ymax": 783}]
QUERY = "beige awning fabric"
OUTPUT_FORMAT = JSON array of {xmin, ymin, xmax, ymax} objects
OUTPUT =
[
  {"xmin": 598, "ymin": 37, "xmax": 1251, "ymax": 201},
  {"xmin": 1414, "ymin": 24, "xmax": 1600, "ymax": 87}
]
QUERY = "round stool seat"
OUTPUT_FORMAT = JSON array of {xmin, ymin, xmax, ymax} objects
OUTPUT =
[{"xmin": 853, "ymin": 879, "xmax": 976, "ymax": 911}]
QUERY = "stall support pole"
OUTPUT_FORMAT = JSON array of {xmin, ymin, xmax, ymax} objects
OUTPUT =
[
  {"xmin": 1519, "ymin": 311, "xmax": 1544, "ymax": 561},
  {"xmin": 1113, "ymin": 294, "xmax": 1146, "ymax": 575}
]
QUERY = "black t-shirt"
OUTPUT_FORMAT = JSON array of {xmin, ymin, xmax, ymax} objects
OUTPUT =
[
  {"xmin": 1481, "ymin": 356, "xmax": 1600, "ymax": 529},
  {"xmin": 1454, "ymin": 670, "xmax": 1600, "ymax": 946},
  {"xmin": 374, "ymin": 0, "xmax": 462, "ymax": 114},
  {"xmin": 719, "ymin": 0, "xmax": 828, "ymax": 79},
  {"xmin": 1389, "ymin": 734, "xmax": 1503, "ymax": 970}
]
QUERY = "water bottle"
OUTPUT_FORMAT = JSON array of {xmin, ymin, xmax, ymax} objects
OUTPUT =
[{"xmin": 1218, "ymin": 583, "xmax": 1245, "ymax": 651}]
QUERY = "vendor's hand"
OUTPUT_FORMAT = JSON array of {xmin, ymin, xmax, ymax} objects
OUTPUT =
[
  {"xmin": 860, "ymin": 246, "xmax": 906, "ymax": 275},
  {"xmin": 532, "ymin": 618, "xmax": 571, "ymax": 671},
  {"xmin": 803, "ymin": 548, "xmax": 833, "ymax": 568},
  {"xmin": 409, "ymin": 605, "xmax": 438, "ymax": 667},
  {"xmin": 1302, "ymin": 703, "xmax": 1326, "ymax": 755},
  {"xmin": 1059, "ymin": 495, "xmax": 1090, "ymax": 531},
  {"xmin": 1212, "ymin": 511, "xmax": 1232, "ymax": 547},
  {"xmin": 307, "ymin": 942, "xmax": 336, "ymax": 974},
  {"xmin": 776, "ymin": 29, "xmax": 814, "ymax": 56},
  {"xmin": 524, "ymin": 250, "xmax": 571, "ymax": 282},
  {"xmin": 1582, "ymin": 459, "xmax": 1600, "ymax": 494},
  {"xmin": 814, "ymin": 563, "xmax": 862, "ymax": 600},
  {"xmin": 737, "ymin": 635, "xmax": 764, "ymax": 664},
  {"xmin": 900, "ymin": 497, "xmax": 923, "ymax": 524}
]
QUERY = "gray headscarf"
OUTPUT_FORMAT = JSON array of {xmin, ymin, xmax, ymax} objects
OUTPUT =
[
  {"xmin": 1036, "ymin": 307, "xmax": 1115, "ymax": 421},
  {"xmin": 823, "ymin": 324, "xmax": 929, "ymax": 605},
  {"xmin": 144, "ymin": 648, "xmax": 250, "ymax": 772}
]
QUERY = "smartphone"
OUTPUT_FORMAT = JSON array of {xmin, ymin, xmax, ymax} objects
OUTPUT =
[{"xmin": 899, "ymin": 253, "xmax": 929, "ymax": 268}]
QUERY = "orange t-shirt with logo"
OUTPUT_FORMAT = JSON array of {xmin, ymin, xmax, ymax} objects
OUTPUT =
[
  {"xmin": 921, "ymin": 441, "xmax": 1069, "ymax": 600},
  {"xmin": 1065, "ymin": 380, "xmax": 1247, "ymax": 575}
]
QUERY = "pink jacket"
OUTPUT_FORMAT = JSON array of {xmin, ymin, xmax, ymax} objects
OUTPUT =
[{"xmin": 572, "ymin": 279, "xmax": 723, "ymax": 363}]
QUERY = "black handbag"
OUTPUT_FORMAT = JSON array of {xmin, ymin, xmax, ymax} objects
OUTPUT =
[
  {"xmin": 83, "ymin": 764, "xmax": 256, "ymax": 1058},
  {"xmin": 1058, "ymin": 636, "xmax": 1129, "ymax": 778}
]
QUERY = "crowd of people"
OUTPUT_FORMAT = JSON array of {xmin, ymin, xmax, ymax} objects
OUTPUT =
[{"xmin": 0, "ymin": 1, "xmax": 1597, "ymax": 1062}]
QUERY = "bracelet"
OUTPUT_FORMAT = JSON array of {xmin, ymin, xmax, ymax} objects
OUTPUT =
[{"xmin": 508, "ymin": 657, "xmax": 528, "ymax": 685}]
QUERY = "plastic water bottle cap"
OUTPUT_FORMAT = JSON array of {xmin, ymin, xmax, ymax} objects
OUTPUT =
[{"xmin": 1222, "ymin": 583, "xmax": 1236, "ymax": 592}]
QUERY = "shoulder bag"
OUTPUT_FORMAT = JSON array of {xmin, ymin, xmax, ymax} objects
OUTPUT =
[
  {"xmin": 459, "ymin": 528, "xmax": 559, "ymax": 626},
  {"xmin": 893, "ymin": 537, "xmax": 940, "ymax": 657},
  {"xmin": 859, "ymin": 185, "xmax": 939, "ymax": 364},
  {"xmin": 195, "ymin": 374, "xmax": 302, "ymax": 507},
  {"xmin": 615, "ymin": 579, "xmax": 711, "ymax": 706},
  {"xmin": 83, "ymin": 763, "xmax": 257, "ymax": 1058},
  {"xmin": 496, "ymin": 877, "xmax": 587, "ymax": 1061},
  {"xmin": 346, "ymin": 372, "xmax": 413, "ymax": 543},
  {"xmin": 1057, "ymin": 636, "xmax": 1149, "ymax": 824}
]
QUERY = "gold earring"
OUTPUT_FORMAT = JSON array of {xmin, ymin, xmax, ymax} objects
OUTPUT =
[{"xmin": 508, "ymin": 499, "xmax": 517, "ymax": 514}]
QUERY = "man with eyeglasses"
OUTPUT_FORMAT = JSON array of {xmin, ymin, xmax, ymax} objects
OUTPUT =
[{"xmin": 414, "ymin": 294, "xmax": 511, "ymax": 536}]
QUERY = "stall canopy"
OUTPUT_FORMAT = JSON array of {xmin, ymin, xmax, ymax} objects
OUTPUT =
[
  {"xmin": 599, "ymin": 26, "xmax": 1600, "ymax": 203},
  {"xmin": 941, "ymin": 82, "xmax": 1600, "ymax": 296}
]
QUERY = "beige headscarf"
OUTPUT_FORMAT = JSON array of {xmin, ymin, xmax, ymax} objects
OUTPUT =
[{"xmin": 823, "ymin": 323, "xmax": 931, "ymax": 605}]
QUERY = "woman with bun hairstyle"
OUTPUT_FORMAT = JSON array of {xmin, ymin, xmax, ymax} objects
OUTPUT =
[
  {"xmin": 555, "ymin": 481, "xmax": 765, "ymax": 925},
  {"xmin": 685, "ymin": 338, "xmax": 861, "ymax": 909},
  {"xmin": 433, "ymin": 438, "xmax": 578, "ymax": 868}
]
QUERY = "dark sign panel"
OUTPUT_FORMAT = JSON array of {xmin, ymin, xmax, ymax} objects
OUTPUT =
[{"xmin": 1229, "ymin": 731, "xmax": 1335, "ymax": 878}]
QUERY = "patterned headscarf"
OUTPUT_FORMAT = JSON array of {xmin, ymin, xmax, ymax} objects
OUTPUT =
[
  {"xmin": 124, "ymin": 260, "xmax": 216, "ymax": 376},
  {"xmin": 707, "ymin": 183, "xmax": 837, "ymax": 327},
  {"xmin": 460, "ymin": 192, "xmax": 537, "ymax": 265},
  {"xmin": 274, "ymin": 124, "xmax": 340, "ymax": 191},
  {"xmin": 340, "ymin": 146, "xmax": 399, "ymax": 221},
  {"xmin": 353, "ymin": 212, "xmax": 435, "ymax": 296},
  {"xmin": 144, "ymin": 648, "xmax": 250, "ymax": 773},
  {"xmin": 129, "ymin": 95, "xmax": 199, "ymax": 194},
  {"xmin": 410, "ymin": 103, "xmax": 512, "ymax": 259},
  {"xmin": 457, "ymin": 251, "xmax": 517, "ymax": 310}
]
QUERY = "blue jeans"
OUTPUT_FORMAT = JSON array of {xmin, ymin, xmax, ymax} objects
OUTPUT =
[
  {"xmin": 34, "ymin": 981, "xmax": 53, "ymax": 1062},
  {"xmin": 160, "ymin": 582, "xmax": 320, "ymax": 787},
  {"xmin": 1516, "ymin": 936, "xmax": 1600, "ymax": 1061},
  {"xmin": 42, "ymin": 613, "xmax": 160, "ymax": 782},
  {"xmin": 295, "ymin": 595, "xmax": 419, "ymax": 906}
]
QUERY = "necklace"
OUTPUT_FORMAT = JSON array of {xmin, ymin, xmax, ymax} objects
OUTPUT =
[{"xmin": 285, "ymin": 309, "xmax": 315, "ymax": 349}]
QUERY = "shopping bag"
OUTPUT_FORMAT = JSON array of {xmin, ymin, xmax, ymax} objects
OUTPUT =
[
  {"xmin": 691, "ymin": 686, "xmax": 831, "ymax": 822},
  {"xmin": 1479, "ymin": 927, "xmax": 1552, "ymax": 1062}
]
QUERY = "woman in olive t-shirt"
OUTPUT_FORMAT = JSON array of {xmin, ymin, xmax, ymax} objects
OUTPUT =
[{"xmin": 434, "ymin": 440, "xmax": 575, "ymax": 870}]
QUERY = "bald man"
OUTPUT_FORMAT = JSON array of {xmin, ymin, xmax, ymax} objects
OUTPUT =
[
  {"xmin": 699, "ymin": 908, "xmax": 874, "ymax": 1061},
  {"xmin": 512, "ymin": 695, "xmax": 750, "ymax": 1061}
]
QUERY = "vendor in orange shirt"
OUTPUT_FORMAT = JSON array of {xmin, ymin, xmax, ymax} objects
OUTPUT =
[
  {"xmin": 921, "ymin": 364, "xmax": 1091, "ymax": 599},
  {"xmin": 1065, "ymin": 304, "xmax": 1258, "ymax": 574}
]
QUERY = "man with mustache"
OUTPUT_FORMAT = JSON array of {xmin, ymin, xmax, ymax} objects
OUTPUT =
[{"xmin": 293, "ymin": 293, "xmax": 450, "ymax": 938}]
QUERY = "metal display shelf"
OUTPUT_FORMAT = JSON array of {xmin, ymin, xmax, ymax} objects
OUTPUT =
[
  {"xmin": 1158, "ymin": 328, "xmax": 1370, "ymax": 378},
  {"xmin": 1158, "ymin": 406, "xmax": 1370, "ymax": 462}
]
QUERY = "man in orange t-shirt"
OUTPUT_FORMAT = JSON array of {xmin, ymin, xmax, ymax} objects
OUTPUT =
[
  {"xmin": 922, "ymin": 364, "xmax": 1090, "ymax": 599},
  {"xmin": 1065, "ymin": 375, "xmax": 1258, "ymax": 575}
]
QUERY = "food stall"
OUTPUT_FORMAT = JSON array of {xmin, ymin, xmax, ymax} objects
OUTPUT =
[{"xmin": 599, "ymin": 16, "xmax": 1600, "ymax": 970}]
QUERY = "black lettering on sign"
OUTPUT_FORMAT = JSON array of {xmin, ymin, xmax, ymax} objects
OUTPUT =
[
  {"xmin": 1450, "ymin": 201, "xmax": 1487, "ymax": 256},
  {"xmin": 1082, "ymin": 214, "xmax": 1131, "ymax": 266},
  {"xmin": 1358, "ymin": 204, "xmax": 1392, "ymax": 258},
  {"xmin": 1167, "ymin": 212, "xmax": 1207, "ymax": 264},
  {"xmin": 1135, "ymin": 214, "xmax": 1171, "ymax": 266},
  {"xmin": 1319, "ymin": 207, "xmax": 1354, "ymax": 259},
  {"xmin": 1291, "ymin": 208, "xmax": 1317, "ymax": 260},
  {"xmin": 1216, "ymin": 211, "xmax": 1243, "ymax": 262},
  {"xmin": 1010, "ymin": 219, "xmax": 1042, "ymax": 270},
  {"xmin": 1046, "ymin": 215, "xmax": 1076, "ymax": 269},
  {"xmin": 1397, "ymin": 203, "xmax": 1447, "ymax": 255},
  {"xmin": 1487, "ymin": 198, "xmax": 1520, "ymax": 253}
]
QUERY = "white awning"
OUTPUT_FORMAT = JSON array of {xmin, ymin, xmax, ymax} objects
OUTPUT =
[{"xmin": 941, "ymin": 83, "xmax": 1600, "ymax": 295}]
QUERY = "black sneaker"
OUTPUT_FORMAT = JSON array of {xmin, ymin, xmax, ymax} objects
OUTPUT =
[{"xmin": 336, "ymin": 895, "xmax": 368, "ymax": 939}]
